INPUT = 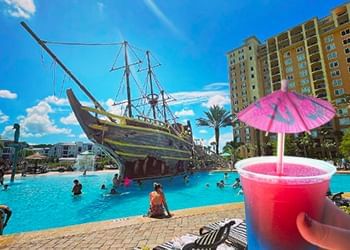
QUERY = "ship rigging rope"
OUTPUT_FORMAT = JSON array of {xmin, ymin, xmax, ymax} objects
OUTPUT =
[{"xmin": 42, "ymin": 40, "xmax": 124, "ymax": 46}]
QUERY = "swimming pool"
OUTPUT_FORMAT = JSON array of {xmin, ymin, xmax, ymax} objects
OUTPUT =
[{"xmin": 0, "ymin": 171, "xmax": 349, "ymax": 234}]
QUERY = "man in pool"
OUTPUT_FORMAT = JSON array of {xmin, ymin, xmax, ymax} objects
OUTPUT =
[
  {"xmin": 0, "ymin": 205, "xmax": 12, "ymax": 235},
  {"xmin": 148, "ymin": 183, "xmax": 171, "ymax": 218},
  {"xmin": 72, "ymin": 179, "xmax": 82, "ymax": 195}
]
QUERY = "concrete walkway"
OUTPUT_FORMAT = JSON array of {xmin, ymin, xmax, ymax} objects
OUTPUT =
[{"xmin": 0, "ymin": 203, "xmax": 245, "ymax": 249}]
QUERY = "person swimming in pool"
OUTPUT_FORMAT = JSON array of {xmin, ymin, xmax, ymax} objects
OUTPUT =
[{"xmin": 72, "ymin": 179, "xmax": 82, "ymax": 195}]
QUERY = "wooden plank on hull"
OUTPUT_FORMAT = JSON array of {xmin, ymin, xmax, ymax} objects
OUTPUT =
[{"xmin": 104, "ymin": 138, "xmax": 191, "ymax": 155}]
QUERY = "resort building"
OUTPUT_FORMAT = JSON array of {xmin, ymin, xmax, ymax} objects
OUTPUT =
[
  {"xmin": 48, "ymin": 142, "xmax": 105, "ymax": 159},
  {"xmin": 227, "ymin": 3, "xmax": 350, "ymax": 156}
]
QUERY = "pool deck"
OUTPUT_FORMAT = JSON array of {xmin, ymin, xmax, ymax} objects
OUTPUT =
[{"xmin": 0, "ymin": 203, "xmax": 245, "ymax": 249}]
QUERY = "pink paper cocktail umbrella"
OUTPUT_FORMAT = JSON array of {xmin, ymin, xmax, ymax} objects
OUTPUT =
[{"xmin": 237, "ymin": 79, "xmax": 335, "ymax": 174}]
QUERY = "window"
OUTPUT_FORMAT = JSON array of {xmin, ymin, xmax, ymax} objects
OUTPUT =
[
  {"xmin": 326, "ymin": 43, "xmax": 336, "ymax": 51},
  {"xmin": 301, "ymin": 78, "xmax": 310, "ymax": 86},
  {"xmin": 245, "ymin": 128, "xmax": 250, "ymax": 134},
  {"xmin": 288, "ymin": 81, "xmax": 296, "ymax": 88},
  {"xmin": 296, "ymin": 46, "xmax": 304, "ymax": 53},
  {"xmin": 345, "ymin": 48, "xmax": 350, "ymax": 54},
  {"xmin": 283, "ymin": 51, "xmax": 290, "ymax": 58},
  {"xmin": 327, "ymin": 52, "xmax": 337, "ymax": 60},
  {"xmin": 335, "ymin": 98, "xmax": 346, "ymax": 105},
  {"xmin": 284, "ymin": 58, "xmax": 292, "ymax": 65},
  {"xmin": 250, "ymin": 67, "xmax": 254, "ymax": 71},
  {"xmin": 347, "ymin": 57, "xmax": 350, "ymax": 63},
  {"xmin": 337, "ymin": 108, "xmax": 348, "ymax": 116},
  {"xmin": 249, "ymin": 46, "xmax": 252, "ymax": 50},
  {"xmin": 298, "ymin": 62, "xmax": 307, "ymax": 69},
  {"xmin": 286, "ymin": 66, "xmax": 293, "ymax": 73},
  {"xmin": 301, "ymin": 86, "xmax": 311, "ymax": 94},
  {"xmin": 335, "ymin": 88, "xmax": 345, "ymax": 96},
  {"xmin": 286, "ymin": 74, "xmax": 294, "ymax": 80},
  {"xmin": 343, "ymin": 38, "xmax": 350, "ymax": 45},
  {"xmin": 329, "ymin": 61, "xmax": 339, "ymax": 68},
  {"xmin": 341, "ymin": 28, "xmax": 350, "ymax": 36},
  {"xmin": 299, "ymin": 69, "xmax": 308, "ymax": 77},
  {"xmin": 324, "ymin": 35, "xmax": 334, "ymax": 43},
  {"xmin": 250, "ymin": 56, "xmax": 253, "ymax": 60},
  {"xmin": 332, "ymin": 79, "xmax": 343, "ymax": 87},
  {"xmin": 252, "ymin": 85, "xmax": 255, "ymax": 90},
  {"xmin": 339, "ymin": 118, "xmax": 350, "ymax": 126},
  {"xmin": 297, "ymin": 53, "xmax": 305, "ymax": 62},
  {"xmin": 331, "ymin": 70, "xmax": 340, "ymax": 78}
]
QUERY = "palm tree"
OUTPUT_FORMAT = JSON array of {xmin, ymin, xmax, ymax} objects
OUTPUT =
[
  {"xmin": 323, "ymin": 139, "xmax": 336, "ymax": 160},
  {"xmin": 298, "ymin": 133, "xmax": 313, "ymax": 157},
  {"xmin": 196, "ymin": 105, "xmax": 232, "ymax": 154}
]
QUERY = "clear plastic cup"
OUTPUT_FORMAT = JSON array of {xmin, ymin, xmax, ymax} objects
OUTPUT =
[{"xmin": 236, "ymin": 156, "xmax": 336, "ymax": 250}]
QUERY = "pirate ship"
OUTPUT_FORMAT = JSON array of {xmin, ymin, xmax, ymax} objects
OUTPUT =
[{"xmin": 21, "ymin": 22, "xmax": 194, "ymax": 179}]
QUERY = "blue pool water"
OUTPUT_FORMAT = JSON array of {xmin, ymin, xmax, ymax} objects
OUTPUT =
[{"xmin": 0, "ymin": 171, "xmax": 349, "ymax": 234}]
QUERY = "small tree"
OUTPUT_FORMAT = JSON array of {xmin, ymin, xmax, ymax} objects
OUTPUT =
[
  {"xmin": 298, "ymin": 133, "xmax": 313, "ymax": 157},
  {"xmin": 340, "ymin": 129, "xmax": 350, "ymax": 158}
]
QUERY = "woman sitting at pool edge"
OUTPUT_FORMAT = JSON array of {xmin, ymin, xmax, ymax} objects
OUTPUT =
[{"xmin": 148, "ymin": 183, "xmax": 172, "ymax": 218}]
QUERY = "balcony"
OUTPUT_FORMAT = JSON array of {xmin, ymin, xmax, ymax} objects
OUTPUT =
[
  {"xmin": 310, "ymin": 53, "xmax": 321, "ymax": 63},
  {"xmin": 308, "ymin": 44, "xmax": 320, "ymax": 56},
  {"xmin": 307, "ymin": 37, "xmax": 318, "ymax": 47},
  {"xmin": 312, "ymin": 72, "xmax": 324, "ymax": 81},
  {"xmin": 306, "ymin": 29, "xmax": 316, "ymax": 38},
  {"xmin": 337, "ymin": 13, "xmax": 349, "ymax": 26},
  {"xmin": 272, "ymin": 74, "xmax": 281, "ymax": 82},
  {"xmin": 268, "ymin": 45, "xmax": 277, "ymax": 53},
  {"xmin": 290, "ymin": 26, "xmax": 303, "ymax": 35},
  {"xmin": 311, "ymin": 63, "xmax": 322, "ymax": 72},
  {"xmin": 271, "ymin": 68, "xmax": 280, "ymax": 76},
  {"xmin": 291, "ymin": 33, "xmax": 304, "ymax": 44},
  {"xmin": 314, "ymin": 83, "xmax": 326, "ymax": 90},
  {"xmin": 270, "ymin": 61, "xmax": 279, "ymax": 68},
  {"xmin": 315, "ymin": 92, "xmax": 327, "ymax": 100},
  {"xmin": 269, "ymin": 53, "xmax": 278, "ymax": 61},
  {"xmin": 273, "ymin": 83, "xmax": 281, "ymax": 91},
  {"xmin": 278, "ymin": 39, "xmax": 290, "ymax": 49},
  {"xmin": 304, "ymin": 20, "xmax": 315, "ymax": 31}
]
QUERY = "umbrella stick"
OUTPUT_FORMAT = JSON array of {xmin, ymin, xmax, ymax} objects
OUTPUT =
[{"xmin": 277, "ymin": 132, "xmax": 285, "ymax": 174}]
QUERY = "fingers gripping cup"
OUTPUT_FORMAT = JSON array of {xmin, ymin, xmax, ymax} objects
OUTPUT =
[{"xmin": 236, "ymin": 156, "xmax": 336, "ymax": 250}]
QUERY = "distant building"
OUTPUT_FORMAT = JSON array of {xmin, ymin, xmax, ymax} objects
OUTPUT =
[
  {"xmin": 227, "ymin": 3, "xmax": 350, "ymax": 156},
  {"xmin": 0, "ymin": 139, "xmax": 28, "ymax": 163},
  {"xmin": 48, "ymin": 142, "xmax": 105, "ymax": 159}
]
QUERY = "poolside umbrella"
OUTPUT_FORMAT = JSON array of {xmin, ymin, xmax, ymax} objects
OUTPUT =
[
  {"xmin": 237, "ymin": 79, "xmax": 335, "ymax": 174},
  {"xmin": 25, "ymin": 152, "xmax": 47, "ymax": 173}
]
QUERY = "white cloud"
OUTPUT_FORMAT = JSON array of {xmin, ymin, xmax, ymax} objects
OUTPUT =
[
  {"xmin": 44, "ymin": 96, "xmax": 69, "ymax": 106},
  {"xmin": 174, "ymin": 108, "xmax": 194, "ymax": 117},
  {"xmin": 97, "ymin": 2, "xmax": 104, "ymax": 12},
  {"xmin": 0, "ymin": 89, "xmax": 17, "ymax": 99},
  {"xmin": 203, "ymin": 82, "xmax": 228, "ymax": 91},
  {"xmin": 202, "ymin": 94, "xmax": 231, "ymax": 108},
  {"xmin": 105, "ymin": 98, "xmax": 125, "ymax": 116},
  {"xmin": 60, "ymin": 112, "xmax": 78, "ymax": 125},
  {"xmin": 79, "ymin": 133, "xmax": 87, "ymax": 139},
  {"xmin": 4, "ymin": 0, "xmax": 36, "ymax": 19},
  {"xmin": 143, "ymin": 0, "xmax": 186, "ymax": 40},
  {"xmin": 0, "ymin": 110, "xmax": 9, "ymax": 123},
  {"xmin": 199, "ymin": 129, "xmax": 208, "ymax": 134},
  {"xmin": 1, "ymin": 100, "xmax": 71, "ymax": 139}
]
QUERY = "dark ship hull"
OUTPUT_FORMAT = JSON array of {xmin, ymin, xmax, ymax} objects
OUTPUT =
[{"xmin": 67, "ymin": 89, "xmax": 193, "ymax": 179}]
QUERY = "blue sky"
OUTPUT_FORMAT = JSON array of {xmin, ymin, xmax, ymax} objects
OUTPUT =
[{"xmin": 0, "ymin": 0, "xmax": 347, "ymax": 148}]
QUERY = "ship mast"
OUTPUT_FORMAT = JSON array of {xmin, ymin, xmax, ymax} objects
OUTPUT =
[
  {"xmin": 146, "ymin": 51, "xmax": 158, "ymax": 120},
  {"xmin": 20, "ymin": 22, "xmax": 115, "ymax": 122},
  {"xmin": 123, "ymin": 41, "xmax": 132, "ymax": 117}
]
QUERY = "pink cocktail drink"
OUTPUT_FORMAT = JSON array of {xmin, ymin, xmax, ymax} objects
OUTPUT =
[{"xmin": 236, "ymin": 156, "xmax": 336, "ymax": 250}]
